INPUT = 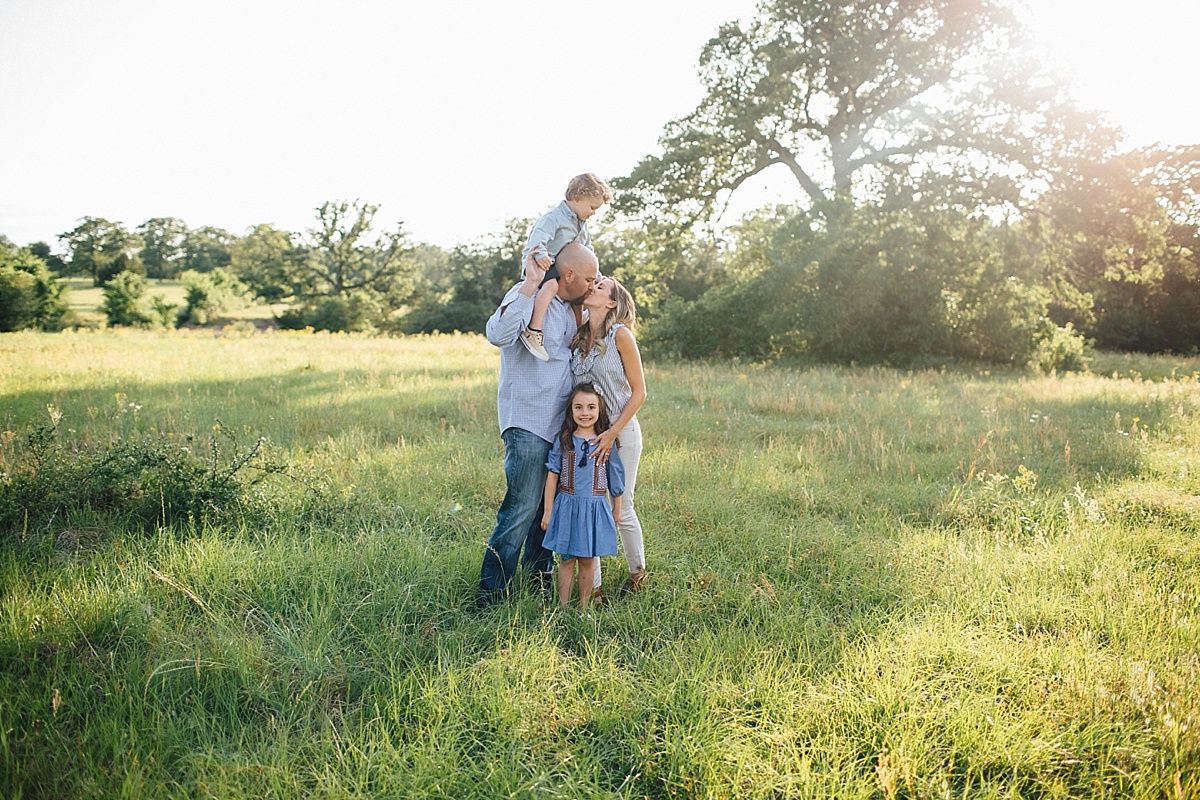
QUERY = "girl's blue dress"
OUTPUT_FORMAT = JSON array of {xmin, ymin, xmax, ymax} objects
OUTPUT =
[{"xmin": 542, "ymin": 434, "xmax": 625, "ymax": 559}]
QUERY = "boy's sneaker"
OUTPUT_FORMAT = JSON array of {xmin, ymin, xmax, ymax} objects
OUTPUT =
[{"xmin": 520, "ymin": 328, "xmax": 550, "ymax": 361}]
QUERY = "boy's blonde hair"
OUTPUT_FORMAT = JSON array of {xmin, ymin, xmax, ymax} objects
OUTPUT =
[{"xmin": 566, "ymin": 173, "xmax": 614, "ymax": 204}]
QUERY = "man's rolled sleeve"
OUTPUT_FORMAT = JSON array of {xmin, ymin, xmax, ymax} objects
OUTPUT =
[{"xmin": 486, "ymin": 287, "xmax": 533, "ymax": 348}]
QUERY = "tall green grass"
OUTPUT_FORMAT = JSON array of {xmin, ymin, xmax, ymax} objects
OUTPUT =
[{"xmin": 1, "ymin": 330, "xmax": 1198, "ymax": 798}]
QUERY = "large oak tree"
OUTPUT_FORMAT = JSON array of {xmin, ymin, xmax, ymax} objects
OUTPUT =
[
  {"xmin": 298, "ymin": 200, "xmax": 414, "ymax": 298},
  {"xmin": 136, "ymin": 217, "xmax": 188, "ymax": 279},
  {"xmin": 59, "ymin": 217, "xmax": 139, "ymax": 285},
  {"xmin": 617, "ymin": 0, "xmax": 1108, "ymax": 225}
]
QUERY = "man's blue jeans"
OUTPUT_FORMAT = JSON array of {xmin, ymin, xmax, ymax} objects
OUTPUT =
[{"xmin": 478, "ymin": 428, "xmax": 554, "ymax": 602}]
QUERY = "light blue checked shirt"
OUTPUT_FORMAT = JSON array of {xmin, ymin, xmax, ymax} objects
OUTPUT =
[
  {"xmin": 486, "ymin": 283, "xmax": 577, "ymax": 443},
  {"xmin": 521, "ymin": 201, "xmax": 591, "ymax": 272}
]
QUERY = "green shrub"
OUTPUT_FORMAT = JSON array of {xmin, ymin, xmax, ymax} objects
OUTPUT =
[
  {"xmin": 645, "ymin": 206, "xmax": 956, "ymax": 364},
  {"xmin": 276, "ymin": 292, "xmax": 383, "ymax": 332},
  {"xmin": 942, "ymin": 254, "xmax": 1053, "ymax": 365},
  {"xmin": 1030, "ymin": 322, "xmax": 1092, "ymax": 374},
  {"xmin": 101, "ymin": 271, "xmax": 176, "ymax": 328},
  {"xmin": 178, "ymin": 267, "xmax": 250, "ymax": 325},
  {"xmin": 644, "ymin": 207, "xmax": 1062, "ymax": 367},
  {"xmin": 0, "ymin": 422, "xmax": 292, "ymax": 542},
  {"xmin": 96, "ymin": 252, "xmax": 145, "ymax": 285},
  {"xmin": 0, "ymin": 246, "xmax": 73, "ymax": 331}
]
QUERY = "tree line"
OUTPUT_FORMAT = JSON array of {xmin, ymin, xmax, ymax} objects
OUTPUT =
[{"xmin": 3, "ymin": 0, "xmax": 1198, "ymax": 367}]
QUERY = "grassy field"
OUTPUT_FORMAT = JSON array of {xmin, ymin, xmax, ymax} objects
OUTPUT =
[
  {"xmin": 1, "ymin": 329, "xmax": 1198, "ymax": 798},
  {"xmin": 61, "ymin": 277, "xmax": 280, "ymax": 328}
]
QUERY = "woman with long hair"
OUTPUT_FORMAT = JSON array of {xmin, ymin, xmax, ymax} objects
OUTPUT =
[{"xmin": 571, "ymin": 276, "xmax": 649, "ymax": 594}]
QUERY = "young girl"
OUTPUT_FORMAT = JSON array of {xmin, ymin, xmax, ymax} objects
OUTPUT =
[{"xmin": 540, "ymin": 382, "xmax": 625, "ymax": 609}]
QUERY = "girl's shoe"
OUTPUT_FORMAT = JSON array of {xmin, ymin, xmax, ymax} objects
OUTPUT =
[{"xmin": 520, "ymin": 328, "xmax": 549, "ymax": 361}]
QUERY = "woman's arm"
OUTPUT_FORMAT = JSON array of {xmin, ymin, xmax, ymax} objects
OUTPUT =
[{"xmin": 595, "ymin": 326, "xmax": 647, "ymax": 461}]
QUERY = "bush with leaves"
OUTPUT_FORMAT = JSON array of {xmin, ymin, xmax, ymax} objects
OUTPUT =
[
  {"xmin": 276, "ymin": 291, "xmax": 383, "ymax": 333},
  {"xmin": 1030, "ymin": 323, "xmax": 1092, "ymax": 374},
  {"xmin": 646, "ymin": 205, "xmax": 955, "ymax": 363},
  {"xmin": 96, "ymin": 252, "xmax": 145, "ymax": 285},
  {"xmin": 400, "ymin": 232, "xmax": 520, "ymax": 334},
  {"xmin": 101, "ymin": 271, "xmax": 176, "ymax": 328},
  {"xmin": 0, "ymin": 422, "xmax": 294, "ymax": 542},
  {"xmin": 178, "ymin": 267, "xmax": 250, "ymax": 326},
  {"xmin": 644, "ymin": 205, "xmax": 1066, "ymax": 367},
  {"xmin": 0, "ymin": 245, "xmax": 73, "ymax": 331}
]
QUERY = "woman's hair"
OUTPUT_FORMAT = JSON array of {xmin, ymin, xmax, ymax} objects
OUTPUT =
[
  {"xmin": 571, "ymin": 278, "xmax": 636, "ymax": 354},
  {"xmin": 559, "ymin": 382, "xmax": 611, "ymax": 450},
  {"xmin": 565, "ymin": 173, "xmax": 614, "ymax": 203}
]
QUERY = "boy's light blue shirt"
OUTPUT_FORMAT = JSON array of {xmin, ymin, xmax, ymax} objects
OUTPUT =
[
  {"xmin": 521, "ymin": 201, "xmax": 591, "ymax": 272},
  {"xmin": 486, "ymin": 282, "xmax": 577, "ymax": 443}
]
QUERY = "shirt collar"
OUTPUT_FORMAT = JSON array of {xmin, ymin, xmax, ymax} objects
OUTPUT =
[{"xmin": 558, "ymin": 200, "xmax": 580, "ymax": 223}]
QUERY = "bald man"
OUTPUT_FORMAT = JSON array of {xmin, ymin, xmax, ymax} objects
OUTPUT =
[{"xmin": 476, "ymin": 243, "xmax": 599, "ymax": 606}]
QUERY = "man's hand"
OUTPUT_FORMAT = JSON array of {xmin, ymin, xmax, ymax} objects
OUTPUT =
[{"xmin": 521, "ymin": 253, "xmax": 547, "ymax": 296}]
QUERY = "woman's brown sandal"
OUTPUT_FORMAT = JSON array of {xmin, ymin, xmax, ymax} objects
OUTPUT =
[{"xmin": 626, "ymin": 569, "xmax": 649, "ymax": 595}]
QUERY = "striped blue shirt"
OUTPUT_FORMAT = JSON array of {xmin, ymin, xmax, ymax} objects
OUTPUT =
[
  {"xmin": 486, "ymin": 283, "xmax": 577, "ymax": 442},
  {"xmin": 571, "ymin": 323, "xmax": 633, "ymax": 419}
]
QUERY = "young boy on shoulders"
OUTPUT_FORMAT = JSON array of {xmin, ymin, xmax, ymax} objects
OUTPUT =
[{"xmin": 518, "ymin": 173, "xmax": 614, "ymax": 361}]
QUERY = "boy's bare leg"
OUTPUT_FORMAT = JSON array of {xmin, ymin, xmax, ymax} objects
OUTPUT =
[
  {"xmin": 520, "ymin": 280, "xmax": 558, "ymax": 361},
  {"xmin": 530, "ymin": 278, "xmax": 557, "ymax": 330}
]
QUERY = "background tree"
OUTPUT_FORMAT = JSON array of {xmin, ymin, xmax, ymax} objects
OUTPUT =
[
  {"xmin": 616, "ymin": 0, "xmax": 1107, "ymax": 227},
  {"xmin": 183, "ymin": 226, "xmax": 235, "ymax": 273},
  {"xmin": 300, "ymin": 200, "xmax": 414, "ymax": 297},
  {"xmin": 1151, "ymin": 146, "xmax": 1200, "ymax": 351},
  {"xmin": 604, "ymin": 0, "xmax": 1114, "ymax": 368},
  {"xmin": 1040, "ymin": 146, "xmax": 1200, "ymax": 352},
  {"xmin": 593, "ymin": 223, "xmax": 729, "ymax": 321},
  {"xmin": 58, "ymin": 217, "xmax": 139, "ymax": 285},
  {"xmin": 0, "ymin": 243, "xmax": 73, "ymax": 331},
  {"xmin": 96, "ymin": 251, "xmax": 146, "ymax": 285},
  {"xmin": 26, "ymin": 241, "xmax": 67, "ymax": 274},
  {"xmin": 276, "ymin": 201, "xmax": 417, "ymax": 332},
  {"xmin": 401, "ymin": 221, "xmax": 523, "ymax": 334},
  {"xmin": 137, "ymin": 217, "xmax": 188, "ymax": 279},
  {"xmin": 230, "ymin": 223, "xmax": 303, "ymax": 303}
]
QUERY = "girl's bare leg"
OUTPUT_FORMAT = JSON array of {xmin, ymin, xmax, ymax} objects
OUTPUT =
[
  {"xmin": 576, "ymin": 557, "xmax": 597, "ymax": 610},
  {"xmin": 557, "ymin": 558, "xmax": 575, "ymax": 609}
]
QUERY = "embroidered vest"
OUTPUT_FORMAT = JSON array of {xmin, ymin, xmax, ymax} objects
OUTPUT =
[{"xmin": 558, "ymin": 444, "xmax": 610, "ymax": 496}]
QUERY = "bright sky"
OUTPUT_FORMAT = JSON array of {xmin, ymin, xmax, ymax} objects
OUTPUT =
[{"xmin": 1, "ymin": 1, "xmax": 1197, "ymax": 253}]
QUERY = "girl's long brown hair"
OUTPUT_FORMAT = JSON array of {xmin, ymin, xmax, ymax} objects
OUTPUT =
[{"xmin": 559, "ymin": 382, "xmax": 611, "ymax": 450}]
